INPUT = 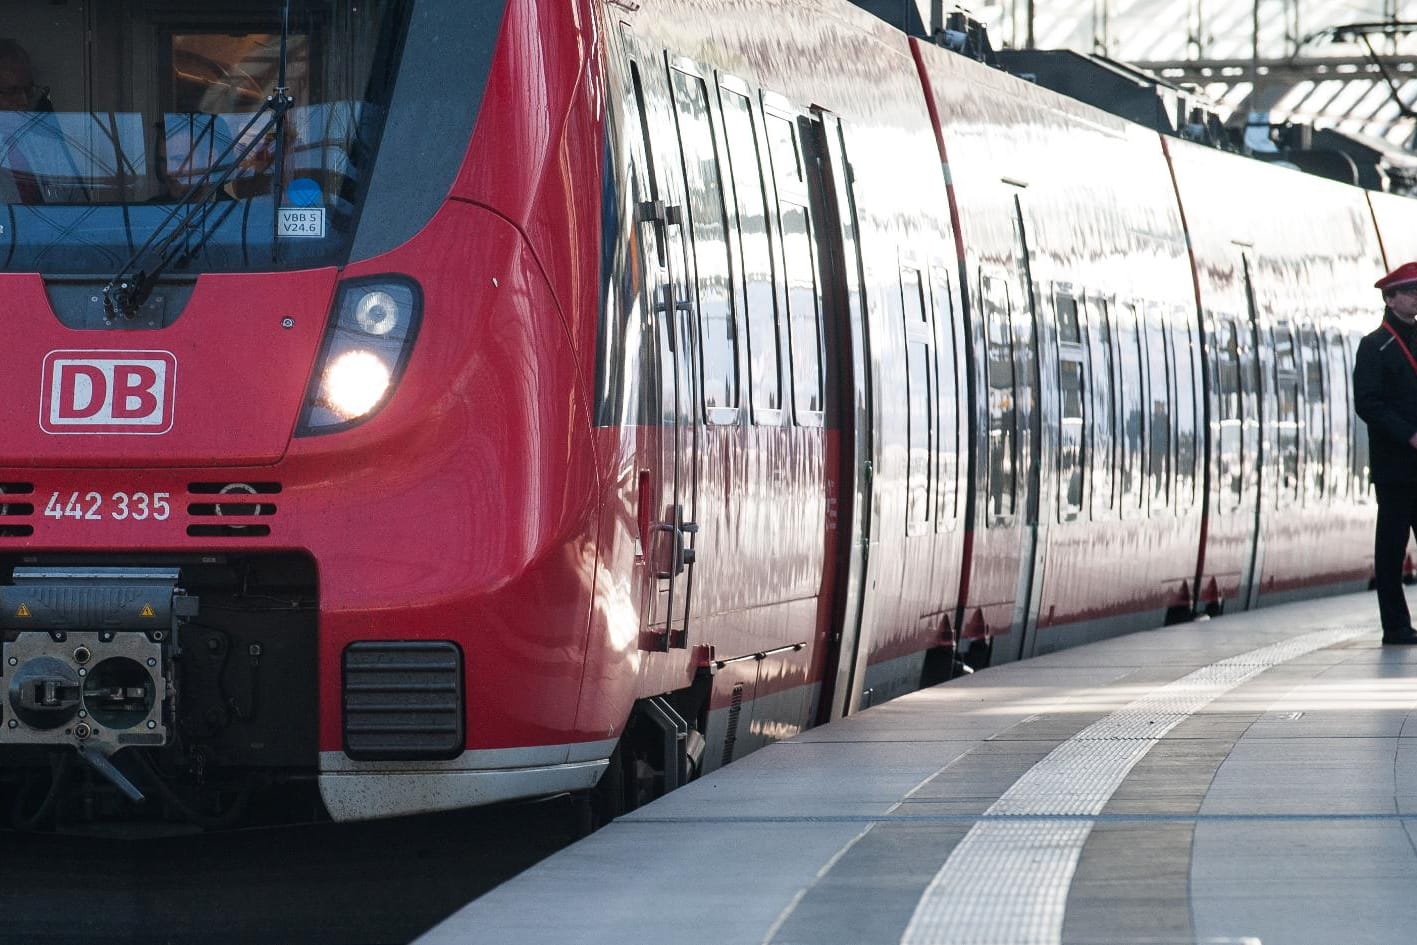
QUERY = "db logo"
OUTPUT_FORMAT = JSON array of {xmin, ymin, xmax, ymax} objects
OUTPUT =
[{"xmin": 40, "ymin": 350, "xmax": 177, "ymax": 435}]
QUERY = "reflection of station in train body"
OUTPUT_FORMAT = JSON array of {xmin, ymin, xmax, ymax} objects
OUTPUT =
[{"xmin": 0, "ymin": 0, "xmax": 1415, "ymax": 847}]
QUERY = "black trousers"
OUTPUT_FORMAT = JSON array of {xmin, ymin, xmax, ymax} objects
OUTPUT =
[{"xmin": 1374, "ymin": 483, "xmax": 1417, "ymax": 634}]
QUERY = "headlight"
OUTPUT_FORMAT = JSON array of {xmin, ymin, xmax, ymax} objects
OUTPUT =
[
  {"xmin": 322, "ymin": 350, "xmax": 393, "ymax": 419},
  {"xmin": 354, "ymin": 290, "xmax": 401, "ymax": 336},
  {"xmin": 297, "ymin": 278, "xmax": 422, "ymax": 435}
]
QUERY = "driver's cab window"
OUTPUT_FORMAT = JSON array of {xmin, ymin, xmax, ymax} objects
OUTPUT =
[
  {"xmin": 0, "ymin": 0, "xmax": 407, "ymax": 274},
  {"xmin": 158, "ymin": 30, "xmax": 316, "ymax": 202}
]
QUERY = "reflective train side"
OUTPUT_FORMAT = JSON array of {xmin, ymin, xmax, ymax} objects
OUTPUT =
[
  {"xmin": 580, "ymin": 0, "xmax": 1409, "ymax": 816},
  {"xmin": 0, "ymin": 0, "xmax": 1407, "ymax": 827}
]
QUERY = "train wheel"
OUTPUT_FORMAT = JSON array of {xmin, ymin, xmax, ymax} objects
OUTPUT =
[
  {"xmin": 572, "ymin": 740, "xmax": 631, "ymax": 837},
  {"xmin": 1163, "ymin": 604, "xmax": 1195, "ymax": 626},
  {"xmin": 961, "ymin": 637, "xmax": 993, "ymax": 672}
]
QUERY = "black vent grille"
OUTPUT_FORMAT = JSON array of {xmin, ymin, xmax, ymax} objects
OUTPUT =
[
  {"xmin": 343, "ymin": 641, "xmax": 464, "ymax": 760},
  {"xmin": 186, "ymin": 482, "xmax": 281, "ymax": 538},
  {"xmin": 0, "ymin": 483, "xmax": 35, "ymax": 537}
]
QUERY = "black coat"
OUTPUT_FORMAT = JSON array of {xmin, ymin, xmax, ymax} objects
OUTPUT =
[{"xmin": 1354, "ymin": 310, "xmax": 1417, "ymax": 484}]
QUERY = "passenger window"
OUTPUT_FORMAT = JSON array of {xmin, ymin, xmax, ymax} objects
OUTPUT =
[
  {"xmin": 1273, "ymin": 323, "xmax": 1301, "ymax": 505},
  {"xmin": 719, "ymin": 88, "xmax": 780, "ymax": 420},
  {"xmin": 1087, "ymin": 298, "xmax": 1116, "ymax": 516},
  {"xmin": 933, "ymin": 268, "xmax": 960, "ymax": 529},
  {"xmin": 1299, "ymin": 326, "xmax": 1325, "ymax": 501},
  {"xmin": 982, "ymin": 273, "xmax": 1016, "ymax": 523},
  {"xmin": 1346, "ymin": 333, "xmax": 1370, "ymax": 499},
  {"xmin": 1057, "ymin": 290, "xmax": 1082, "ymax": 344},
  {"xmin": 1116, "ymin": 302, "xmax": 1145, "ymax": 515},
  {"xmin": 1172, "ymin": 313, "xmax": 1197, "ymax": 509},
  {"xmin": 1325, "ymin": 329, "xmax": 1350, "ymax": 499},
  {"xmin": 1144, "ymin": 305, "xmax": 1171, "ymax": 513},
  {"xmin": 670, "ymin": 67, "xmax": 738, "ymax": 420},
  {"xmin": 765, "ymin": 111, "xmax": 823, "ymax": 421},
  {"xmin": 902, "ymin": 266, "xmax": 934, "ymax": 531},
  {"xmin": 1214, "ymin": 315, "xmax": 1244, "ymax": 512},
  {"xmin": 1056, "ymin": 289, "xmax": 1086, "ymax": 522},
  {"xmin": 780, "ymin": 203, "xmax": 824, "ymax": 418},
  {"xmin": 765, "ymin": 114, "xmax": 803, "ymax": 187},
  {"xmin": 593, "ymin": 85, "xmax": 646, "ymax": 429}
]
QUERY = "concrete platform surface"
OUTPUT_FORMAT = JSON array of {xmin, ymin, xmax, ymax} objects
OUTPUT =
[{"xmin": 417, "ymin": 591, "xmax": 1417, "ymax": 945}]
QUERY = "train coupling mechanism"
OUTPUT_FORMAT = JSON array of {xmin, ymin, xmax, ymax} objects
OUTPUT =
[{"xmin": 0, "ymin": 567, "xmax": 197, "ymax": 802}]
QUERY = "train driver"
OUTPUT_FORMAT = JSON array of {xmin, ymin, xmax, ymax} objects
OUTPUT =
[
  {"xmin": 1354, "ymin": 260, "xmax": 1417, "ymax": 645},
  {"xmin": 0, "ymin": 38, "xmax": 50, "ymax": 204}
]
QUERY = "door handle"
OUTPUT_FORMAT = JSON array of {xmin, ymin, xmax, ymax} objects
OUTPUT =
[
  {"xmin": 650, "ymin": 522, "xmax": 685, "ymax": 579},
  {"xmin": 650, "ymin": 518, "xmax": 699, "ymax": 579}
]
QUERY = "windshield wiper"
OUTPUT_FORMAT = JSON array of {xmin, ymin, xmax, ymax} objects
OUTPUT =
[
  {"xmin": 103, "ymin": 0, "xmax": 293, "ymax": 320},
  {"xmin": 269, "ymin": 0, "xmax": 293, "ymax": 266}
]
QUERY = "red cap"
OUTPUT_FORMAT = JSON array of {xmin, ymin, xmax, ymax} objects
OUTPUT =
[{"xmin": 1376, "ymin": 261, "xmax": 1417, "ymax": 291}]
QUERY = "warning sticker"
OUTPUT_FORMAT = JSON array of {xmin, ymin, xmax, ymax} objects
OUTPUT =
[
  {"xmin": 140, "ymin": 604, "xmax": 156, "ymax": 618},
  {"xmin": 15, "ymin": 603, "xmax": 30, "ymax": 618}
]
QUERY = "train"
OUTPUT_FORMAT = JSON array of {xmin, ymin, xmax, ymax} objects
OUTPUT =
[{"xmin": 0, "ymin": 0, "xmax": 1408, "ymax": 829}]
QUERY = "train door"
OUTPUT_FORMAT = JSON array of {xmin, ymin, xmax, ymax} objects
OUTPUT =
[
  {"xmin": 622, "ymin": 30, "xmax": 699, "ymax": 650},
  {"xmin": 1237, "ymin": 253, "xmax": 1265, "ymax": 609},
  {"xmin": 801, "ymin": 108, "xmax": 875, "ymax": 722},
  {"xmin": 992, "ymin": 190, "xmax": 1043, "ymax": 663},
  {"xmin": 1007, "ymin": 193, "xmax": 1043, "ymax": 662}
]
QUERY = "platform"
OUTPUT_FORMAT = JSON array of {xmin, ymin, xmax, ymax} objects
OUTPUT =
[{"xmin": 417, "ymin": 591, "xmax": 1417, "ymax": 945}]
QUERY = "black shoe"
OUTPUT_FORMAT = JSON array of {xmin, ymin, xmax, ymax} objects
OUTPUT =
[{"xmin": 1383, "ymin": 628, "xmax": 1417, "ymax": 645}]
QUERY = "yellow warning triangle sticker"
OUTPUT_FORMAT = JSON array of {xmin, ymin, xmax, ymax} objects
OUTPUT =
[
  {"xmin": 140, "ymin": 604, "xmax": 156, "ymax": 618},
  {"xmin": 15, "ymin": 603, "xmax": 30, "ymax": 618}
]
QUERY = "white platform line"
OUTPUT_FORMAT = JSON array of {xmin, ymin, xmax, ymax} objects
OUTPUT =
[{"xmin": 899, "ymin": 626, "xmax": 1362, "ymax": 945}]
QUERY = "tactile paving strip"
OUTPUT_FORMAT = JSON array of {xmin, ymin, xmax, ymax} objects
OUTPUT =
[{"xmin": 898, "ymin": 626, "xmax": 1361, "ymax": 945}]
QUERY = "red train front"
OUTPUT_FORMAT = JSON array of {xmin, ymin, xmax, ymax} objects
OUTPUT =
[{"xmin": 0, "ymin": 0, "xmax": 622, "ymax": 824}]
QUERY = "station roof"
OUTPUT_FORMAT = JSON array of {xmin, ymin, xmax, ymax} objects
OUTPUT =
[{"xmin": 979, "ymin": 0, "xmax": 1417, "ymax": 149}]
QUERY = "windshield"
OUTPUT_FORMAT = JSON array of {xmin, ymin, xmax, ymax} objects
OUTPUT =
[{"xmin": 0, "ymin": 0, "xmax": 410, "ymax": 276}]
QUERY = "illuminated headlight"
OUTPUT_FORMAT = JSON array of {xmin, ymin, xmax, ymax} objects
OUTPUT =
[
  {"xmin": 297, "ymin": 278, "xmax": 421, "ymax": 434},
  {"xmin": 323, "ymin": 350, "xmax": 393, "ymax": 419}
]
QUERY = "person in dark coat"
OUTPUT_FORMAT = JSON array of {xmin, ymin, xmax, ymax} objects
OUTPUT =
[{"xmin": 1354, "ymin": 260, "xmax": 1417, "ymax": 644}]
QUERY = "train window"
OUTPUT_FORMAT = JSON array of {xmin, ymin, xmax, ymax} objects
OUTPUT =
[
  {"xmin": 1299, "ymin": 326, "xmax": 1325, "ymax": 501},
  {"xmin": 166, "ymin": 31, "xmax": 313, "ymax": 114},
  {"xmin": 1145, "ymin": 306, "xmax": 1171, "ymax": 513},
  {"xmin": 1273, "ymin": 323, "xmax": 1301, "ymax": 505},
  {"xmin": 1171, "ymin": 313, "xmax": 1197, "ymax": 509},
  {"xmin": 1056, "ymin": 289, "xmax": 1086, "ymax": 522},
  {"xmin": 902, "ymin": 266, "xmax": 934, "ymax": 531},
  {"xmin": 764, "ymin": 110, "xmax": 823, "ymax": 423},
  {"xmin": 1214, "ymin": 316, "xmax": 1244, "ymax": 512},
  {"xmin": 1, "ymin": 0, "xmax": 413, "ymax": 275},
  {"xmin": 593, "ymin": 90, "xmax": 644, "ymax": 428},
  {"xmin": 1056, "ymin": 292, "xmax": 1081, "ymax": 344},
  {"xmin": 933, "ymin": 268, "xmax": 961, "ymax": 528},
  {"xmin": 1216, "ymin": 317, "xmax": 1241, "ymax": 419},
  {"xmin": 1346, "ymin": 333, "xmax": 1370, "ymax": 500},
  {"xmin": 780, "ymin": 203, "xmax": 824, "ymax": 420},
  {"xmin": 670, "ymin": 67, "xmax": 739, "ymax": 421},
  {"xmin": 765, "ymin": 113, "xmax": 804, "ymax": 188},
  {"xmin": 1325, "ymin": 329, "xmax": 1350, "ymax": 499},
  {"xmin": 719, "ymin": 88, "xmax": 781, "ymax": 421},
  {"xmin": 629, "ymin": 64, "xmax": 664, "ymax": 230},
  {"xmin": 1087, "ymin": 298, "xmax": 1117, "ymax": 516},
  {"xmin": 1116, "ymin": 302, "xmax": 1145, "ymax": 515},
  {"xmin": 982, "ymin": 274, "xmax": 1016, "ymax": 523}
]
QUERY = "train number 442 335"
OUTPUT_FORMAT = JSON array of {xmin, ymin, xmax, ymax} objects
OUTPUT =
[{"xmin": 43, "ymin": 491, "xmax": 172, "ymax": 522}]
